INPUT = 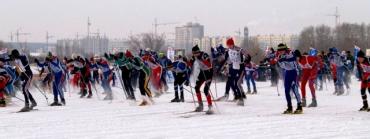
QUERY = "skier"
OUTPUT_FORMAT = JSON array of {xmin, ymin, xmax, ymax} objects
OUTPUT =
[
  {"xmin": 190, "ymin": 45, "xmax": 214, "ymax": 114},
  {"xmin": 0, "ymin": 58, "xmax": 11, "ymax": 107},
  {"xmin": 132, "ymin": 56, "xmax": 153, "ymax": 106},
  {"xmin": 297, "ymin": 50, "xmax": 318, "ymax": 107},
  {"xmin": 35, "ymin": 52, "xmax": 66, "ymax": 106},
  {"xmin": 217, "ymin": 38, "xmax": 246, "ymax": 106},
  {"xmin": 68, "ymin": 56, "xmax": 93, "ymax": 98},
  {"xmin": 276, "ymin": 44, "xmax": 303, "ymax": 114},
  {"xmin": 90, "ymin": 57, "xmax": 100, "ymax": 85},
  {"xmin": 142, "ymin": 51, "xmax": 163, "ymax": 97},
  {"xmin": 10, "ymin": 49, "xmax": 37, "ymax": 112},
  {"xmin": 329, "ymin": 47, "xmax": 346, "ymax": 95},
  {"xmin": 356, "ymin": 50, "xmax": 370, "ymax": 111},
  {"xmin": 170, "ymin": 55, "xmax": 189, "ymax": 102},
  {"xmin": 94, "ymin": 55, "xmax": 113, "ymax": 100},
  {"xmin": 265, "ymin": 47, "xmax": 279, "ymax": 87},
  {"xmin": 159, "ymin": 53, "xmax": 172, "ymax": 92},
  {"xmin": 343, "ymin": 51, "xmax": 354, "ymax": 94},
  {"xmin": 245, "ymin": 54, "xmax": 257, "ymax": 94}
]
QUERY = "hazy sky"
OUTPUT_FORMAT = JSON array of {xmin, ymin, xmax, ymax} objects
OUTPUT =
[{"xmin": 1, "ymin": 0, "xmax": 369, "ymax": 42}]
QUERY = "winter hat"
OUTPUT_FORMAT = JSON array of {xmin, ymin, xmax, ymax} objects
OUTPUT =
[
  {"xmin": 357, "ymin": 50, "xmax": 365, "ymax": 58},
  {"xmin": 329, "ymin": 47, "xmax": 338, "ymax": 53},
  {"xmin": 125, "ymin": 50, "xmax": 134, "ymax": 58},
  {"xmin": 226, "ymin": 38, "xmax": 235, "ymax": 47},
  {"xmin": 192, "ymin": 45, "xmax": 200, "ymax": 53},
  {"xmin": 277, "ymin": 43, "xmax": 287, "ymax": 51},
  {"xmin": 11, "ymin": 49, "xmax": 20, "ymax": 58}
]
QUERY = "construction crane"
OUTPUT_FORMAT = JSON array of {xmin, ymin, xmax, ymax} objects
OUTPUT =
[
  {"xmin": 153, "ymin": 18, "xmax": 179, "ymax": 36},
  {"xmin": 326, "ymin": 7, "xmax": 340, "ymax": 27},
  {"xmin": 15, "ymin": 28, "xmax": 31, "ymax": 43},
  {"xmin": 9, "ymin": 32, "xmax": 14, "ymax": 42}
]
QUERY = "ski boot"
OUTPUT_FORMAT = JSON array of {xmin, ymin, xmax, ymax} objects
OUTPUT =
[
  {"xmin": 139, "ymin": 100, "xmax": 149, "ymax": 106},
  {"xmin": 216, "ymin": 94, "xmax": 229, "ymax": 101},
  {"xmin": 337, "ymin": 87, "xmax": 345, "ymax": 96},
  {"xmin": 61, "ymin": 98, "xmax": 66, "ymax": 106},
  {"xmin": 236, "ymin": 98, "xmax": 244, "ymax": 106},
  {"xmin": 80, "ymin": 90, "xmax": 87, "ymax": 98},
  {"xmin": 359, "ymin": 101, "xmax": 368, "ymax": 111},
  {"xmin": 308, "ymin": 98, "xmax": 317, "ymax": 107},
  {"xmin": 205, "ymin": 105, "xmax": 215, "ymax": 115},
  {"xmin": 194, "ymin": 103, "xmax": 204, "ymax": 112},
  {"xmin": 180, "ymin": 93, "xmax": 184, "ymax": 102},
  {"xmin": 19, "ymin": 104, "xmax": 31, "ymax": 112},
  {"xmin": 294, "ymin": 103, "xmax": 303, "ymax": 114},
  {"xmin": 30, "ymin": 100, "xmax": 37, "ymax": 109},
  {"xmin": 359, "ymin": 106, "xmax": 368, "ymax": 111},
  {"xmin": 333, "ymin": 86, "xmax": 338, "ymax": 95},
  {"xmin": 0, "ymin": 99, "xmax": 6, "ymax": 107},
  {"xmin": 252, "ymin": 90, "xmax": 257, "ymax": 94},
  {"xmin": 283, "ymin": 106, "xmax": 293, "ymax": 114},
  {"xmin": 170, "ymin": 97, "xmax": 180, "ymax": 103},
  {"xmin": 87, "ymin": 91, "xmax": 93, "ymax": 99},
  {"xmin": 103, "ymin": 94, "xmax": 113, "ymax": 100},
  {"xmin": 302, "ymin": 98, "xmax": 307, "ymax": 107},
  {"xmin": 50, "ymin": 101, "xmax": 62, "ymax": 106},
  {"xmin": 241, "ymin": 93, "xmax": 247, "ymax": 99}
]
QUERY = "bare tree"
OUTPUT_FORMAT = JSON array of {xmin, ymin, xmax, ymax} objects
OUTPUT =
[
  {"xmin": 315, "ymin": 25, "xmax": 333, "ymax": 51},
  {"xmin": 127, "ymin": 33, "xmax": 166, "ymax": 54},
  {"xmin": 241, "ymin": 37, "xmax": 264, "ymax": 63},
  {"xmin": 298, "ymin": 26, "xmax": 315, "ymax": 52},
  {"xmin": 298, "ymin": 23, "xmax": 370, "ymax": 53}
]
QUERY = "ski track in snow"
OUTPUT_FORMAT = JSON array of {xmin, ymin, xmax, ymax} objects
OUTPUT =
[{"xmin": 1, "ymin": 79, "xmax": 370, "ymax": 139}]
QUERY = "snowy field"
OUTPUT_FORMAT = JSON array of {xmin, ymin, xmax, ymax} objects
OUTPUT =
[{"xmin": 1, "ymin": 78, "xmax": 370, "ymax": 139}]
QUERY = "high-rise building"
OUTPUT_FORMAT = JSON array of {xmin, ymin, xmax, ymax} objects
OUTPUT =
[{"xmin": 175, "ymin": 22, "xmax": 204, "ymax": 54}]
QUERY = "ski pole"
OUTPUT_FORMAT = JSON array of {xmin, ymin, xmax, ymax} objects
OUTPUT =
[
  {"xmin": 91, "ymin": 81, "xmax": 101, "ymax": 100},
  {"xmin": 276, "ymin": 79, "xmax": 280, "ymax": 96},
  {"xmin": 186, "ymin": 82, "xmax": 196, "ymax": 107},
  {"xmin": 33, "ymin": 82, "xmax": 49, "ymax": 105}
]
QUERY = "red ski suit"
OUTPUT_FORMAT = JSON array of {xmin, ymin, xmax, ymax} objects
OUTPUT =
[{"xmin": 299, "ymin": 55, "xmax": 319, "ymax": 99}]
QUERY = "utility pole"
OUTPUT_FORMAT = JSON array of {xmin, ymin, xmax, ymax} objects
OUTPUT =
[
  {"xmin": 87, "ymin": 17, "xmax": 92, "ymax": 55},
  {"xmin": 235, "ymin": 28, "xmax": 241, "ymax": 37},
  {"xmin": 15, "ymin": 29, "xmax": 31, "ymax": 43},
  {"xmin": 15, "ymin": 28, "xmax": 30, "ymax": 49},
  {"xmin": 46, "ymin": 31, "xmax": 54, "ymax": 51},
  {"xmin": 90, "ymin": 29, "xmax": 101, "ymax": 55},
  {"xmin": 327, "ymin": 7, "xmax": 340, "ymax": 27},
  {"xmin": 9, "ymin": 32, "xmax": 14, "ymax": 42}
]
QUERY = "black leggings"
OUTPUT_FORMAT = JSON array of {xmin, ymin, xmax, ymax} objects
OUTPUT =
[
  {"xmin": 21, "ymin": 73, "xmax": 36, "ymax": 105},
  {"xmin": 139, "ymin": 70, "xmax": 152, "ymax": 97},
  {"xmin": 122, "ymin": 70, "xmax": 135, "ymax": 98}
]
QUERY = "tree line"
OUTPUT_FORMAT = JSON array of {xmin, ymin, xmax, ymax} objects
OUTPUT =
[{"xmin": 298, "ymin": 23, "xmax": 370, "ymax": 53}]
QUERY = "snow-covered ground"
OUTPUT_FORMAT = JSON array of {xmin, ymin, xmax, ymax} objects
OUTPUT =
[{"xmin": 1, "ymin": 78, "xmax": 370, "ymax": 139}]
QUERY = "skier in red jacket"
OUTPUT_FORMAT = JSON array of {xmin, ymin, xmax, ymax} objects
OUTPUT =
[{"xmin": 297, "ymin": 52, "xmax": 319, "ymax": 107}]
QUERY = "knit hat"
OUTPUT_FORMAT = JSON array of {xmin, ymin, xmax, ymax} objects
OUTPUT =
[
  {"xmin": 125, "ymin": 50, "xmax": 134, "ymax": 58},
  {"xmin": 329, "ymin": 47, "xmax": 338, "ymax": 53},
  {"xmin": 226, "ymin": 38, "xmax": 235, "ymax": 47},
  {"xmin": 277, "ymin": 43, "xmax": 287, "ymax": 51},
  {"xmin": 192, "ymin": 45, "xmax": 200, "ymax": 53},
  {"xmin": 357, "ymin": 50, "xmax": 365, "ymax": 58}
]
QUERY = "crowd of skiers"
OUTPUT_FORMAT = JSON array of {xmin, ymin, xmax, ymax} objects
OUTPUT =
[{"xmin": 0, "ymin": 38, "xmax": 369, "ymax": 114}]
